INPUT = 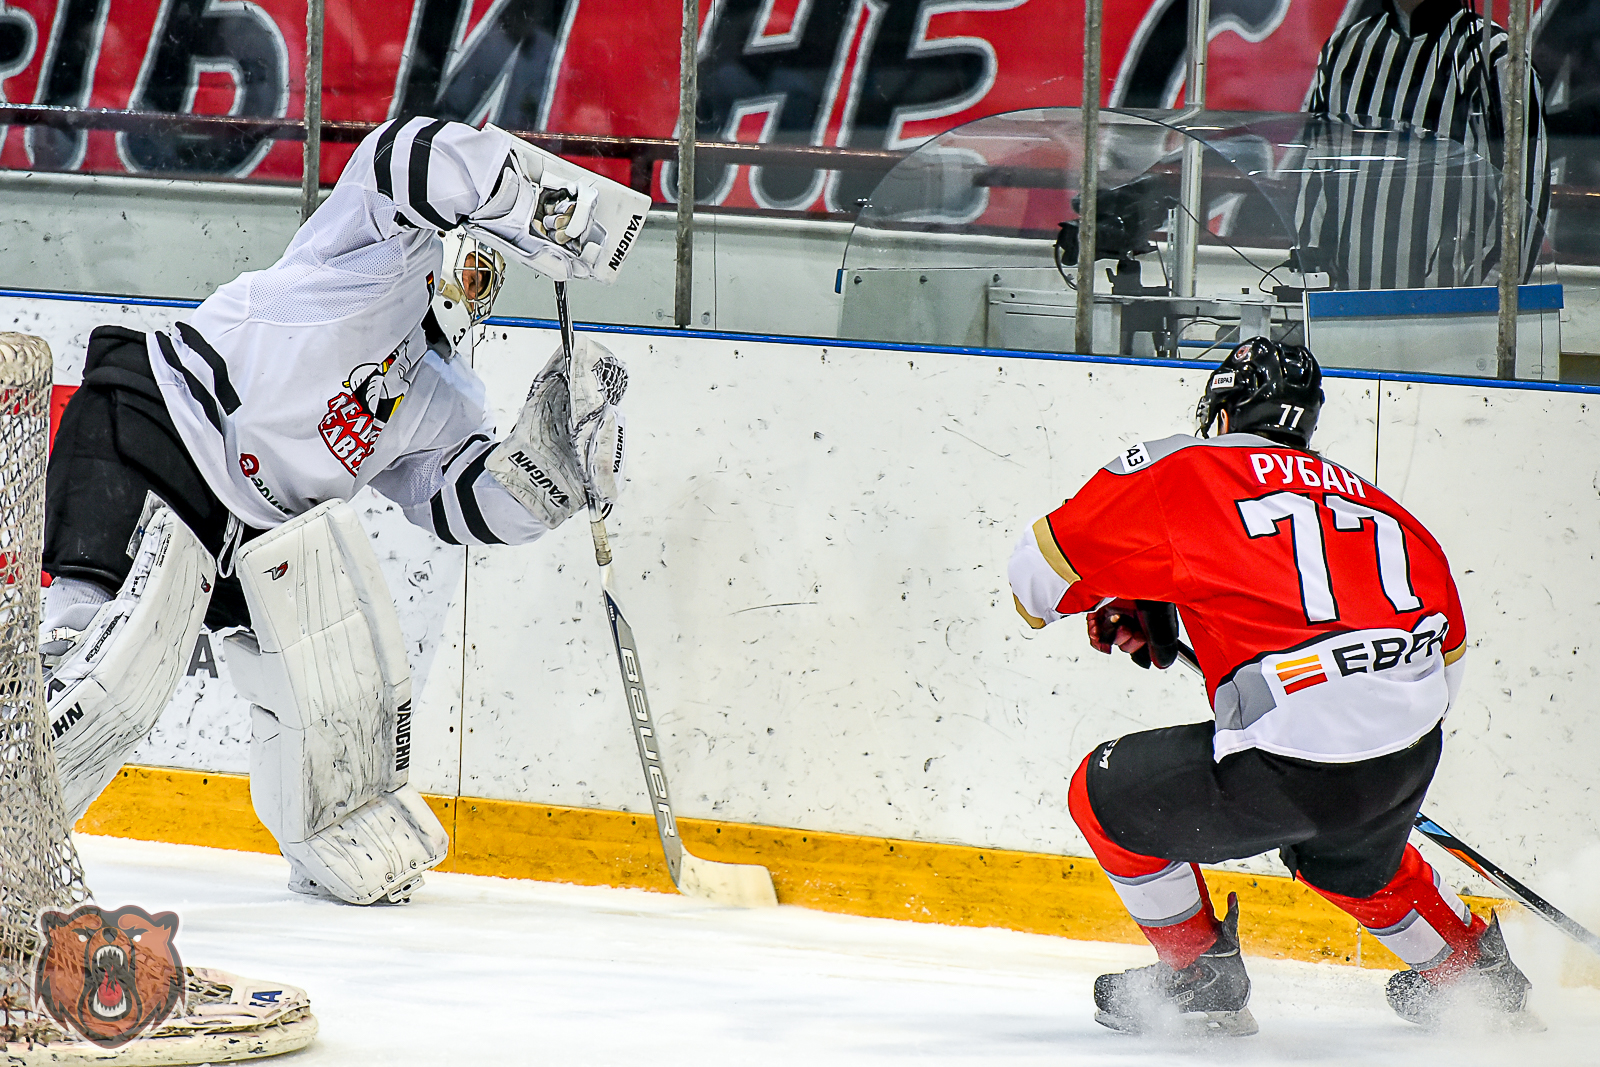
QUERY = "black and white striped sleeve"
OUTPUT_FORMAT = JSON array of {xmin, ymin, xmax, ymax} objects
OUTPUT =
[
  {"xmin": 368, "ymin": 436, "xmax": 553, "ymax": 547},
  {"xmin": 1294, "ymin": 7, "xmax": 1553, "ymax": 289},
  {"xmin": 365, "ymin": 117, "xmax": 511, "ymax": 232}
]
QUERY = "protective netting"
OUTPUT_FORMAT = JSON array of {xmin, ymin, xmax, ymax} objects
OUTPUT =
[{"xmin": 0, "ymin": 333, "xmax": 92, "ymax": 1016}]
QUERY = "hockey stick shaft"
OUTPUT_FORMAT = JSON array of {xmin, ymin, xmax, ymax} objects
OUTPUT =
[
  {"xmin": 555, "ymin": 281, "xmax": 684, "ymax": 883},
  {"xmin": 1172, "ymin": 638, "xmax": 1600, "ymax": 957},
  {"xmin": 554, "ymin": 283, "xmax": 612, "ymax": 566},
  {"xmin": 552, "ymin": 284, "xmax": 776, "ymax": 906}
]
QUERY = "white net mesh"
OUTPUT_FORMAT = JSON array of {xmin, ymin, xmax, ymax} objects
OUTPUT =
[{"xmin": 0, "ymin": 333, "xmax": 92, "ymax": 1019}]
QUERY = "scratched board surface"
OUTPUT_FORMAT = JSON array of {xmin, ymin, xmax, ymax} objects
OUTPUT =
[{"xmin": 12, "ymin": 291, "xmax": 1600, "ymax": 894}]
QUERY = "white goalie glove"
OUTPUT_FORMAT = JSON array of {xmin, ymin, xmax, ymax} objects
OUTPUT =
[
  {"xmin": 463, "ymin": 125, "xmax": 651, "ymax": 284},
  {"xmin": 485, "ymin": 336, "xmax": 628, "ymax": 529}
]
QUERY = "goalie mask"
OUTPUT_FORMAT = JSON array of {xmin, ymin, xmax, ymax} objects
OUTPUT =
[
  {"xmin": 1195, "ymin": 336, "xmax": 1324, "ymax": 449},
  {"xmin": 429, "ymin": 229, "xmax": 505, "ymax": 357}
]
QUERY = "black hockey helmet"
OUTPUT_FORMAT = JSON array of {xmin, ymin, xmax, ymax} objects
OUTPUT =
[{"xmin": 1195, "ymin": 337, "xmax": 1324, "ymax": 449}]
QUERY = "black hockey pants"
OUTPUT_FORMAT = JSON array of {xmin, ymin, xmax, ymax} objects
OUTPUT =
[
  {"xmin": 44, "ymin": 325, "xmax": 257, "ymax": 630},
  {"xmin": 1084, "ymin": 720, "xmax": 1443, "ymax": 898}
]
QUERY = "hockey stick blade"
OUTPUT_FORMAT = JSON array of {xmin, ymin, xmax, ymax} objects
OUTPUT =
[
  {"xmin": 553, "ymin": 283, "xmax": 776, "ymax": 908},
  {"xmin": 601, "ymin": 584, "xmax": 778, "ymax": 908},
  {"xmin": 1173, "ymin": 640, "xmax": 1600, "ymax": 958}
]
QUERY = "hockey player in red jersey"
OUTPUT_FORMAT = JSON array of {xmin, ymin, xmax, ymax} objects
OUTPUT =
[{"xmin": 1009, "ymin": 338, "xmax": 1531, "ymax": 1034}]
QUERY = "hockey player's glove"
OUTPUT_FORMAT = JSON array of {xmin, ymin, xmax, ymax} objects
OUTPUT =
[
  {"xmin": 565, "ymin": 336, "xmax": 628, "ymax": 506},
  {"xmin": 465, "ymin": 139, "xmax": 606, "ymax": 282},
  {"xmin": 1088, "ymin": 598, "xmax": 1181, "ymax": 669},
  {"xmin": 485, "ymin": 338, "xmax": 628, "ymax": 529}
]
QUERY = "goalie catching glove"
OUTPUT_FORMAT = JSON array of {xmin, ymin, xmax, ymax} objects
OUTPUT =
[
  {"xmin": 1088, "ymin": 598, "xmax": 1181, "ymax": 669},
  {"xmin": 486, "ymin": 336, "xmax": 627, "ymax": 529},
  {"xmin": 464, "ymin": 126, "xmax": 651, "ymax": 284}
]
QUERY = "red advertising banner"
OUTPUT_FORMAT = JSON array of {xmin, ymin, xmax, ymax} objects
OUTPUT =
[{"xmin": 0, "ymin": 0, "xmax": 1593, "ymax": 224}]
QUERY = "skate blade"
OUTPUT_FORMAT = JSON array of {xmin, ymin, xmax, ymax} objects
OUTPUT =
[{"xmin": 1094, "ymin": 1007, "xmax": 1258, "ymax": 1038}]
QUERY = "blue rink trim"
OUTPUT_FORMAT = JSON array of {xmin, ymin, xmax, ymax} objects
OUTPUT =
[
  {"xmin": 4, "ymin": 287, "xmax": 1594, "ymax": 397},
  {"xmin": 1306, "ymin": 283, "xmax": 1564, "ymax": 319}
]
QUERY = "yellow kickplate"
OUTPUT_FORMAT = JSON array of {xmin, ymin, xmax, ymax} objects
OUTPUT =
[{"xmin": 79, "ymin": 765, "xmax": 1506, "ymax": 971}]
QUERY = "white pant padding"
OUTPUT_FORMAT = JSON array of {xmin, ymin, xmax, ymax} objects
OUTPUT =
[
  {"xmin": 228, "ymin": 500, "xmax": 446, "ymax": 904},
  {"xmin": 1369, "ymin": 909, "xmax": 1454, "ymax": 970},
  {"xmin": 1106, "ymin": 862, "xmax": 1207, "ymax": 927},
  {"xmin": 42, "ymin": 576, "xmax": 112, "ymax": 633},
  {"xmin": 48, "ymin": 507, "xmax": 215, "ymax": 821}
]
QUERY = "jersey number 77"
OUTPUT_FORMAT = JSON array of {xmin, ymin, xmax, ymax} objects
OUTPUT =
[{"xmin": 1236, "ymin": 491, "xmax": 1422, "ymax": 626}]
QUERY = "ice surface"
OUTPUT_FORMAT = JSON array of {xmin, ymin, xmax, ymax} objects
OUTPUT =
[{"xmin": 75, "ymin": 835, "xmax": 1600, "ymax": 1066}]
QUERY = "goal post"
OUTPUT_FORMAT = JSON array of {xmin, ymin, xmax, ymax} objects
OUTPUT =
[{"xmin": 0, "ymin": 333, "xmax": 318, "ymax": 1064}]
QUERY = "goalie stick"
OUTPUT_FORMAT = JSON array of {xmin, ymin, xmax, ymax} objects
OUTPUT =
[
  {"xmin": 1170, "ymin": 639, "xmax": 1600, "ymax": 958},
  {"xmin": 553, "ymin": 281, "xmax": 778, "ymax": 908}
]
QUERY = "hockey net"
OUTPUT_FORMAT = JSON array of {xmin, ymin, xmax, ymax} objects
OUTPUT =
[{"xmin": 0, "ymin": 334, "xmax": 316, "ymax": 1064}]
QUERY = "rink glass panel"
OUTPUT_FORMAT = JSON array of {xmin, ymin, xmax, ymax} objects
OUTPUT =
[{"xmin": 837, "ymin": 108, "xmax": 1558, "ymax": 379}]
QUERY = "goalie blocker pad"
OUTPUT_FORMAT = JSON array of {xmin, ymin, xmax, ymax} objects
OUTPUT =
[
  {"xmin": 475, "ymin": 125, "xmax": 651, "ymax": 285},
  {"xmin": 226, "ymin": 501, "xmax": 447, "ymax": 905},
  {"xmin": 48, "ymin": 505, "xmax": 216, "ymax": 821}
]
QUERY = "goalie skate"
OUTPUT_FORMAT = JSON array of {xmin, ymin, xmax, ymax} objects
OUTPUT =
[{"xmin": 1093, "ymin": 893, "xmax": 1258, "ymax": 1037}]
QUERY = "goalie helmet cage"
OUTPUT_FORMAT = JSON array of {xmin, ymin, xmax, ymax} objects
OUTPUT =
[{"xmin": 0, "ymin": 334, "xmax": 317, "ymax": 1064}]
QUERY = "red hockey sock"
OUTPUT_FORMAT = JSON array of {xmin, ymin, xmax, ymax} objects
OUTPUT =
[
  {"xmin": 1301, "ymin": 844, "xmax": 1485, "ymax": 976},
  {"xmin": 1069, "ymin": 751, "xmax": 1220, "ymax": 969}
]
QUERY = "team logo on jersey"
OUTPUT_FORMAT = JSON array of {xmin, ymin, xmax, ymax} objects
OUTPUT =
[
  {"xmin": 319, "ymin": 339, "xmax": 423, "ymax": 476},
  {"xmin": 239, "ymin": 453, "xmax": 259, "ymax": 476},
  {"xmin": 34, "ymin": 904, "xmax": 185, "ymax": 1049},
  {"xmin": 1274, "ymin": 653, "xmax": 1328, "ymax": 694}
]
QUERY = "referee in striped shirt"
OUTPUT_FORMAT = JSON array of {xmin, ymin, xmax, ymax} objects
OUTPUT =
[{"xmin": 1294, "ymin": 0, "xmax": 1550, "ymax": 290}]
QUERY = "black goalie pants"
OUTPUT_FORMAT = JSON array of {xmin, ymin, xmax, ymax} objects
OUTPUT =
[
  {"xmin": 43, "ymin": 325, "xmax": 256, "ymax": 630},
  {"xmin": 1084, "ymin": 720, "xmax": 1443, "ymax": 898}
]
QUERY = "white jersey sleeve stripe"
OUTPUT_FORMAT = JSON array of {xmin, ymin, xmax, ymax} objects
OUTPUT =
[
  {"xmin": 450, "ymin": 439, "xmax": 506, "ymax": 545},
  {"xmin": 174, "ymin": 322, "xmax": 241, "ymax": 414},
  {"xmin": 153, "ymin": 331, "xmax": 224, "ymax": 434},
  {"xmin": 427, "ymin": 492, "xmax": 461, "ymax": 546},
  {"xmin": 1008, "ymin": 526, "xmax": 1071, "ymax": 629},
  {"xmin": 406, "ymin": 119, "xmax": 458, "ymax": 231},
  {"xmin": 372, "ymin": 119, "xmax": 404, "ymax": 204},
  {"xmin": 420, "ymin": 433, "xmax": 552, "ymax": 547}
]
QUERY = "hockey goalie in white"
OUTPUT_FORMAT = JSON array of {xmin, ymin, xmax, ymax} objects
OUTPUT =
[{"xmin": 40, "ymin": 117, "xmax": 650, "ymax": 905}]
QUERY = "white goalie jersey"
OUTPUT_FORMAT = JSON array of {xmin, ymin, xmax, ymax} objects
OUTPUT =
[{"xmin": 145, "ymin": 118, "xmax": 552, "ymax": 546}]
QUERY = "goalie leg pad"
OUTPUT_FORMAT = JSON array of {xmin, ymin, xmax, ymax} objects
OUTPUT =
[
  {"xmin": 48, "ymin": 506, "xmax": 215, "ymax": 821},
  {"xmin": 227, "ymin": 501, "xmax": 447, "ymax": 904}
]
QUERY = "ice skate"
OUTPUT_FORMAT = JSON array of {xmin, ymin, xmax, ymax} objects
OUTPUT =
[
  {"xmin": 1385, "ymin": 912, "xmax": 1542, "ymax": 1030},
  {"xmin": 1093, "ymin": 892, "xmax": 1258, "ymax": 1036}
]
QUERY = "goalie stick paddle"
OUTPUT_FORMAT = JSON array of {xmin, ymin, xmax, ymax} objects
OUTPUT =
[
  {"xmin": 553, "ymin": 282, "xmax": 778, "ymax": 908},
  {"xmin": 1170, "ymin": 639, "xmax": 1600, "ymax": 958}
]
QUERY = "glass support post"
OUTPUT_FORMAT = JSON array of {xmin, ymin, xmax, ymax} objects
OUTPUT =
[
  {"xmin": 1497, "ymin": 0, "xmax": 1527, "ymax": 378},
  {"xmin": 674, "ymin": 0, "xmax": 698, "ymax": 329},
  {"xmin": 299, "ymin": 0, "xmax": 324, "ymax": 225},
  {"xmin": 1173, "ymin": 0, "xmax": 1210, "ymax": 300},
  {"xmin": 1074, "ymin": 0, "xmax": 1102, "ymax": 355}
]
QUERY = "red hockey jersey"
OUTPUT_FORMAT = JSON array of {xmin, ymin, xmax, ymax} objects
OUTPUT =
[{"xmin": 1009, "ymin": 433, "xmax": 1466, "ymax": 763}]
